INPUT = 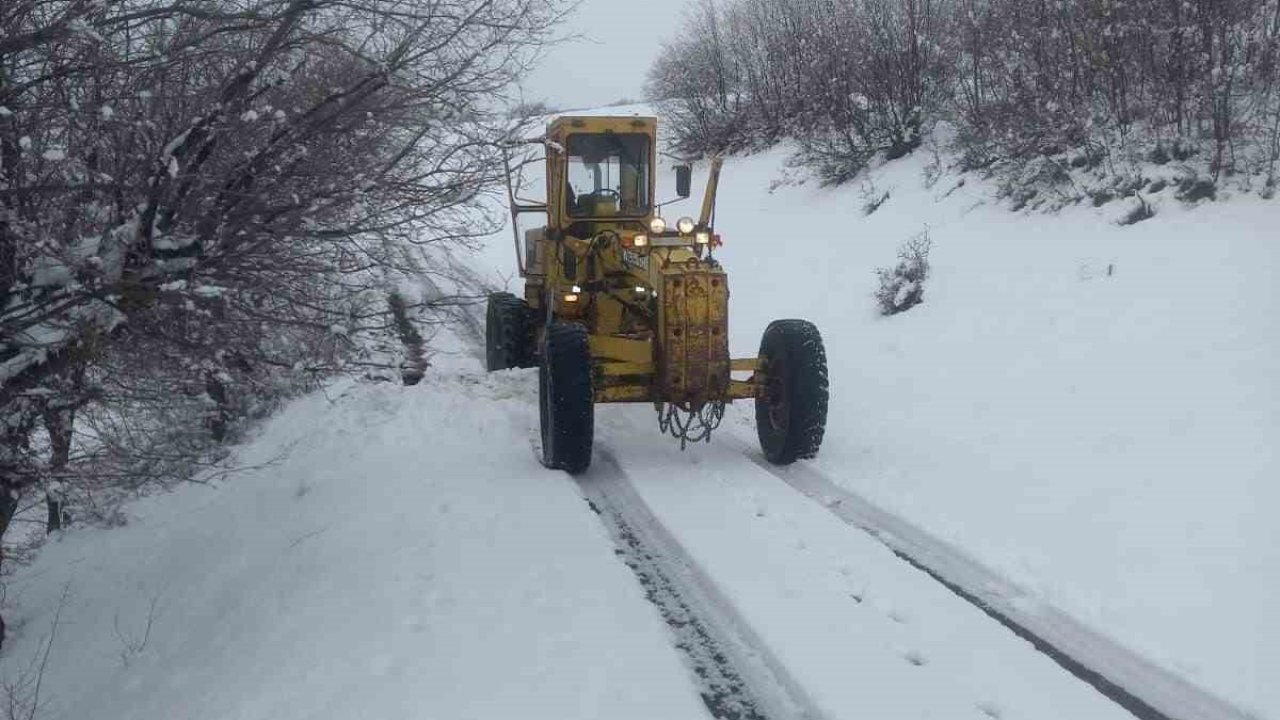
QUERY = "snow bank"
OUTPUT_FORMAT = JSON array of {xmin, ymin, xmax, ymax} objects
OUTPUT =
[{"xmin": 0, "ymin": 336, "xmax": 705, "ymax": 720}]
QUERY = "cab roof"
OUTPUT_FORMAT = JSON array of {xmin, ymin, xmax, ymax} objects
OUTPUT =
[{"xmin": 547, "ymin": 115, "xmax": 657, "ymax": 136}]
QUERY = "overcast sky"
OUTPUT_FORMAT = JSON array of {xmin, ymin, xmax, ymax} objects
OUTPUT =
[{"xmin": 520, "ymin": 0, "xmax": 694, "ymax": 110}]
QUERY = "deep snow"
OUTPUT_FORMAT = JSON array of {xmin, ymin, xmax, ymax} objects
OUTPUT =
[{"xmin": 0, "ymin": 339, "xmax": 708, "ymax": 720}]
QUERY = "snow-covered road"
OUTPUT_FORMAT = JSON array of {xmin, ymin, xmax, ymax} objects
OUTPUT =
[
  {"xmin": 575, "ymin": 449, "xmax": 822, "ymax": 719},
  {"xmin": 590, "ymin": 398, "xmax": 1202, "ymax": 720},
  {"xmin": 3, "ymin": 343, "xmax": 1245, "ymax": 720},
  {"xmin": 0, "ymin": 356, "xmax": 715, "ymax": 720},
  {"xmin": 731, "ymin": 437, "xmax": 1253, "ymax": 720}
]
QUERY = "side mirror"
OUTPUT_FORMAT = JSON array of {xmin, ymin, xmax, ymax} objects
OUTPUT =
[{"xmin": 675, "ymin": 164, "xmax": 692, "ymax": 198}]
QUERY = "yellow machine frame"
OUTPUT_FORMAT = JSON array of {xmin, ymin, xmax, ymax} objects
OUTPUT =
[{"xmin": 503, "ymin": 115, "xmax": 761, "ymax": 407}]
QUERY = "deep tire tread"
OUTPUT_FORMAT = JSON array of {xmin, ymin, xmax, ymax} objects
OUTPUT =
[
  {"xmin": 486, "ymin": 292, "xmax": 534, "ymax": 371},
  {"xmin": 755, "ymin": 319, "xmax": 829, "ymax": 464},
  {"xmin": 540, "ymin": 321, "xmax": 594, "ymax": 474}
]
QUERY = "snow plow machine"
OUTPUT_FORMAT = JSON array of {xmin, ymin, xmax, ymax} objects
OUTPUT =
[{"xmin": 489, "ymin": 115, "xmax": 828, "ymax": 474}]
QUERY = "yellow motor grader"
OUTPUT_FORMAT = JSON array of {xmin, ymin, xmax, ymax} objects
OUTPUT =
[{"xmin": 489, "ymin": 115, "xmax": 827, "ymax": 473}]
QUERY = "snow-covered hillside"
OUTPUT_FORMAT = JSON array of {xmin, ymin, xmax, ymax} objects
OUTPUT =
[
  {"xmin": 698, "ymin": 143, "xmax": 1277, "ymax": 717},
  {"xmin": 0, "ymin": 112, "xmax": 1273, "ymax": 720}
]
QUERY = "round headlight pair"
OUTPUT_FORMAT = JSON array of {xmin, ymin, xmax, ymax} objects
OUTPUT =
[{"xmin": 649, "ymin": 216, "xmax": 698, "ymax": 235}]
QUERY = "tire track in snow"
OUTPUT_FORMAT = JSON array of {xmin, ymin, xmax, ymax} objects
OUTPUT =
[
  {"xmin": 454, "ymin": 269, "xmax": 1230, "ymax": 720},
  {"xmin": 728, "ymin": 437, "xmax": 1256, "ymax": 720},
  {"xmin": 574, "ymin": 447, "xmax": 828, "ymax": 720},
  {"xmin": 450, "ymin": 262, "xmax": 815, "ymax": 717}
]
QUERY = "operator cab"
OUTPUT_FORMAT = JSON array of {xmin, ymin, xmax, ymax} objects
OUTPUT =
[{"xmin": 565, "ymin": 132, "xmax": 652, "ymax": 218}]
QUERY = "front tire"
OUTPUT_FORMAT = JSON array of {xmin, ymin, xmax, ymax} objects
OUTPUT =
[
  {"xmin": 539, "ymin": 322, "xmax": 594, "ymax": 474},
  {"xmin": 486, "ymin": 292, "xmax": 533, "ymax": 371},
  {"xmin": 756, "ymin": 319, "xmax": 829, "ymax": 464}
]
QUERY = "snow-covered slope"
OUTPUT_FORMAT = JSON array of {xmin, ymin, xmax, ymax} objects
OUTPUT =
[{"xmin": 699, "ymin": 146, "xmax": 1276, "ymax": 718}]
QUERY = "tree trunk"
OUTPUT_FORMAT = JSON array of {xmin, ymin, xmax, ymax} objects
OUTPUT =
[
  {"xmin": 0, "ymin": 418, "xmax": 33, "ymax": 652},
  {"xmin": 44, "ymin": 406, "xmax": 73, "ymax": 533},
  {"xmin": 206, "ymin": 370, "xmax": 231, "ymax": 442}
]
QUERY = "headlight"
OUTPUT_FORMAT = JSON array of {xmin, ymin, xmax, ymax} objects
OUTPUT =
[
  {"xmin": 649, "ymin": 217, "xmax": 667, "ymax": 234},
  {"xmin": 633, "ymin": 234, "xmax": 648, "ymax": 247},
  {"xmin": 563, "ymin": 284, "xmax": 582, "ymax": 303},
  {"xmin": 695, "ymin": 231, "xmax": 712, "ymax": 245},
  {"xmin": 676, "ymin": 217, "xmax": 696, "ymax": 235}
]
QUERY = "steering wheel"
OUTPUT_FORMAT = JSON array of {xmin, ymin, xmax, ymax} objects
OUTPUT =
[{"xmin": 591, "ymin": 188, "xmax": 620, "ymax": 201}]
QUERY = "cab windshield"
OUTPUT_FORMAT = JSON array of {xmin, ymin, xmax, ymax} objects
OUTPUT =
[{"xmin": 566, "ymin": 133, "xmax": 651, "ymax": 218}]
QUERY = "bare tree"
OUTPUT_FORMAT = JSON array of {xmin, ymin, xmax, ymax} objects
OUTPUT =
[
  {"xmin": 0, "ymin": 0, "xmax": 564, "ymax": 645},
  {"xmin": 649, "ymin": 0, "xmax": 1280, "ymax": 189}
]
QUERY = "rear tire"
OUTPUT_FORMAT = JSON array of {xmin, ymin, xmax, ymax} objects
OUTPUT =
[
  {"xmin": 486, "ymin": 292, "xmax": 534, "ymax": 371},
  {"xmin": 539, "ymin": 322, "xmax": 594, "ymax": 474},
  {"xmin": 755, "ymin": 319, "xmax": 828, "ymax": 464}
]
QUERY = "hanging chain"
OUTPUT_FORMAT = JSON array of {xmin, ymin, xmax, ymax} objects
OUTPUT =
[{"xmin": 656, "ymin": 401, "xmax": 727, "ymax": 450}]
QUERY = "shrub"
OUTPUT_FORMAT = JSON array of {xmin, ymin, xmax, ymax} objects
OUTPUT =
[
  {"xmin": 1177, "ymin": 177, "xmax": 1217, "ymax": 202},
  {"xmin": 1117, "ymin": 196, "xmax": 1156, "ymax": 226},
  {"xmin": 875, "ymin": 231, "xmax": 932, "ymax": 316},
  {"xmin": 861, "ymin": 182, "xmax": 891, "ymax": 215}
]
